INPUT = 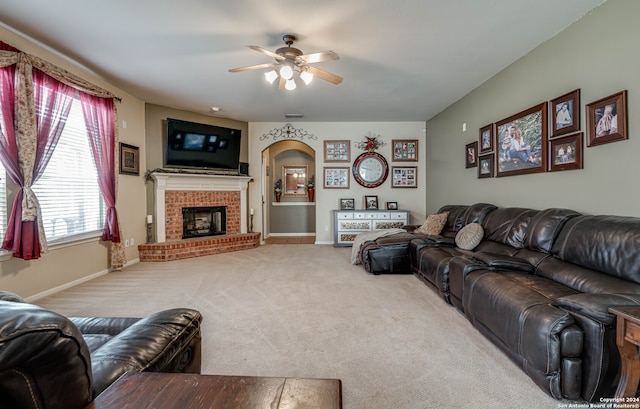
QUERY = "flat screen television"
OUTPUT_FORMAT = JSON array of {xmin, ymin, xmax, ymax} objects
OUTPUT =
[{"xmin": 164, "ymin": 118, "xmax": 242, "ymax": 171}]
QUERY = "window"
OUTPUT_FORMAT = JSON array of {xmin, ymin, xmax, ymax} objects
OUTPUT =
[{"xmin": 31, "ymin": 98, "xmax": 105, "ymax": 243}]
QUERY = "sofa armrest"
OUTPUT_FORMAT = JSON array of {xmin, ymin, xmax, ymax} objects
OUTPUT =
[
  {"xmin": 0, "ymin": 301, "xmax": 93, "ymax": 409},
  {"xmin": 472, "ymin": 252, "xmax": 534, "ymax": 273},
  {"xmin": 89, "ymin": 308, "xmax": 202, "ymax": 396},
  {"xmin": 70, "ymin": 316, "xmax": 141, "ymax": 336},
  {"xmin": 556, "ymin": 293, "xmax": 640, "ymax": 325}
]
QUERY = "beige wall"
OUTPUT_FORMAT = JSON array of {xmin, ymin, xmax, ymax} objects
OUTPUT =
[
  {"xmin": 0, "ymin": 26, "xmax": 147, "ymax": 299},
  {"xmin": 248, "ymin": 122, "xmax": 427, "ymax": 244},
  {"xmin": 143, "ymin": 104, "xmax": 249, "ymax": 233},
  {"xmin": 425, "ymin": 0, "xmax": 639, "ymax": 217}
]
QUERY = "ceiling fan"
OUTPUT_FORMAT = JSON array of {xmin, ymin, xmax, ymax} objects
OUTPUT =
[{"xmin": 228, "ymin": 34, "xmax": 343, "ymax": 91}]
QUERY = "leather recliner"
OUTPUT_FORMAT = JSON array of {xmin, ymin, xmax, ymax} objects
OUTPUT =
[{"xmin": 0, "ymin": 291, "xmax": 202, "ymax": 409}]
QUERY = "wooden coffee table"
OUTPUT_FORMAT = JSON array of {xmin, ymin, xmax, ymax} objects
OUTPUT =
[
  {"xmin": 610, "ymin": 306, "xmax": 640, "ymax": 398},
  {"xmin": 85, "ymin": 372, "xmax": 342, "ymax": 409}
]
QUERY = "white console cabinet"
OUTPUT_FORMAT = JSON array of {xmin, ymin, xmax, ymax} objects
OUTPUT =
[{"xmin": 333, "ymin": 209, "xmax": 409, "ymax": 247}]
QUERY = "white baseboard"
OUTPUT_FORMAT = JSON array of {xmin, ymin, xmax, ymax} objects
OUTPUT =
[
  {"xmin": 268, "ymin": 233, "xmax": 315, "ymax": 237},
  {"xmin": 26, "ymin": 258, "xmax": 140, "ymax": 302}
]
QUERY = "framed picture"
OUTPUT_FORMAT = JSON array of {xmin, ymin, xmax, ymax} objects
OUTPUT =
[
  {"xmin": 465, "ymin": 141, "xmax": 478, "ymax": 168},
  {"xmin": 495, "ymin": 102, "xmax": 548, "ymax": 177},
  {"xmin": 478, "ymin": 153, "xmax": 494, "ymax": 179},
  {"xmin": 323, "ymin": 167, "xmax": 350, "ymax": 189},
  {"xmin": 386, "ymin": 201, "xmax": 398, "ymax": 210},
  {"xmin": 391, "ymin": 166, "xmax": 417, "ymax": 188},
  {"xmin": 340, "ymin": 198, "xmax": 355, "ymax": 210},
  {"xmin": 119, "ymin": 143, "xmax": 139, "ymax": 175},
  {"xmin": 549, "ymin": 133, "xmax": 583, "ymax": 172},
  {"xmin": 324, "ymin": 140, "xmax": 350, "ymax": 162},
  {"xmin": 364, "ymin": 195, "xmax": 378, "ymax": 210},
  {"xmin": 551, "ymin": 89, "xmax": 580, "ymax": 138},
  {"xmin": 479, "ymin": 124, "xmax": 494, "ymax": 153},
  {"xmin": 586, "ymin": 90, "xmax": 628, "ymax": 147},
  {"xmin": 392, "ymin": 139, "xmax": 418, "ymax": 161}
]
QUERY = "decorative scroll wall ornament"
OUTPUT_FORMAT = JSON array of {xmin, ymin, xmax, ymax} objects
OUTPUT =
[
  {"xmin": 355, "ymin": 132, "xmax": 386, "ymax": 152},
  {"xmin": 260, "ymin": 123, "xmax": 318, "ymax": 141}
]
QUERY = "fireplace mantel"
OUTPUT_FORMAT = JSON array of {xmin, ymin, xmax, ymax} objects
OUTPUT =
[{"xmin": 151, "ymin": 172, "xmax": 253, "ymax": 243}]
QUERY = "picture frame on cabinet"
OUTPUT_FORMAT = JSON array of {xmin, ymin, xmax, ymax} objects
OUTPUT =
[
  {"xmin": 340, "ymin": 198, "xmax": 355, "ymax": 210},
  {"xmin": 364, "ymin": 195, "xmax": 378, "ymax": 210},
  {"xmin": 386, "ymin": 201, "xmax": 398, "ymax": 210}
]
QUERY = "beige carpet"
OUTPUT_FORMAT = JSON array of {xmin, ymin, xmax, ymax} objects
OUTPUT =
[{"xmin": 37, "ymin": 243, "xmax": 563, "ymax": 409}]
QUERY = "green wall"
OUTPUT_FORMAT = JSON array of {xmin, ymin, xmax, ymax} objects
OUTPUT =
[{"xmin": 425, "ymin": 0, "xmax": 639, "ymax": 217}]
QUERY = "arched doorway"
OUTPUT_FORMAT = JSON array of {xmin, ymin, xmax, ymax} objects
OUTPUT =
[{"xmin": 262, "ymin": 140, "xmax": 316, "ymax": 240}]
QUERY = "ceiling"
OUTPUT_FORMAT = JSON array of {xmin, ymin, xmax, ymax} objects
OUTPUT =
[{"xmin": 0, "ymin": 0, "xmax": 606, "ymax": 123}]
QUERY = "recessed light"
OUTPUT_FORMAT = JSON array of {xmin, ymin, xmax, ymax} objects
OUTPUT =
[{"xmin": 210, "ymin": 106, "xmax": 221, "ymax": 112}]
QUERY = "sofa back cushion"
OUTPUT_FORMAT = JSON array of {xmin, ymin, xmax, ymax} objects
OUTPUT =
[
  {"xmin": 481, "ymin": 207, "xmax": 538, "ymax": 249},
  {"xmin": 552, "ymin": 215, "xmax": 640, "ymax": 285},
  {"xmin": 524, "ymin": 208, "xmax": 581, "ymax": 254},
  {"xmin": 437, "ymin": 205, "xmax": 469, "ymax": 234},
  {"xmin": 462, "ymin": 203, "xmax": 498, "ymax": 226}
]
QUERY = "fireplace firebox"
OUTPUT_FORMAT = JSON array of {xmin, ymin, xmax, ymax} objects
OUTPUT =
[{"xmin": 182, "ymin": 206, "xmax": 226, "ymax": 239}]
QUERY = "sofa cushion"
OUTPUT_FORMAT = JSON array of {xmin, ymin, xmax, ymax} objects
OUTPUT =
[
  {"xmin": 455, "ymin": 223, "xmax": 484, "ymax": 250},
  {"xmin": 552, "ymin": 215, "xmax": 640, "ymax": 285},
  {"xmin": 523, "ymin": 208, "xmax": 581, "ymax": 254},
  {"xmin": 415, "ymin": 212, "xmax": 449, "ymax": 235}
]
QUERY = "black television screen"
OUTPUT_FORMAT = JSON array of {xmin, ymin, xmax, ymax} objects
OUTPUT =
[{"xmin": 164, "ymin": 118, "xmax": 242, "ymax": 171}]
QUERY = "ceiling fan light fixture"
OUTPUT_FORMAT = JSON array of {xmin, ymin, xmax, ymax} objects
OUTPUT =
[
  {"xmin": 279, "ymin": 62, "xmax": 294, "ymax": 80},
  {"xmin": 300, "ymin": 70, "xmax": 314, "ymax": 85},
  {"xmin": 264, "ymin": 70, "xmax": 278, "ymax": 84},
  {"xmin": 285, "ymin": 78, "xmax": 297, "ymax": 91}
]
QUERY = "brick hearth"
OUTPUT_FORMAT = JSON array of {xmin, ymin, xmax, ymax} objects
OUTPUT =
[
  {"xmin": 139, "ymin": 172, "xmax": 256, "ymax": 262},
  {"xmin": 138, "ymin": 232, "xmax": 261, "ymax": 261}
]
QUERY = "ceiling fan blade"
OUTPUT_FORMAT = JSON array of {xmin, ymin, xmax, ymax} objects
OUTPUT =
[
  {"xmin": 278, "ymin": 77, "xmax": 286, "ymax": 91},
  {"xmin": 304, "ymin": 65, "xmax": 343, "ymax": 85},
  {"xmin": 297, "ymin": 51, "xmax": 339, "ymax": 64},
  {"xmin": 228, "ymin": 62, "xmax": 277, "ymax": 73},
  {"xmin": 248, "ymin": 45, "xmax": 286, "ymax": 62}
]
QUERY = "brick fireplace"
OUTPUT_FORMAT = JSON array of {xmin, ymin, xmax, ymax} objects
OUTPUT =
[{"xmin": 138, "ymin": 172, "xmax": 260, "ymax": 261}]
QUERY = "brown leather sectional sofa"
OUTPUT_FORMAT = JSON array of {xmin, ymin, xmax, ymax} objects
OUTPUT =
[
  {"xmin": 0, "ymin": 291, "xmax": 202, "ymax": 409},
  {"xmin": 359, "ymin": 203, "xmax": 640, "ymax": 401}
]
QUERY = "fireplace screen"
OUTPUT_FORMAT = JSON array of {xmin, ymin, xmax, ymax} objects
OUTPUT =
[{"xmin": 182, "ymin": 206, "xmax": 226, "ymax": 239}]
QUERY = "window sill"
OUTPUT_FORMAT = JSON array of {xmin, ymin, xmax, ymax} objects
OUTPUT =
[
  {"xmin": 0, "ymin": 231, "xmax": 103, "ymax": 262},
  {"xmin": 0, "ymin": 250, "xmax": 12, "ymax": 261}
]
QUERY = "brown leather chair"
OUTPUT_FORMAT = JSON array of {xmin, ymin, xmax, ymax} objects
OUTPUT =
[{"xmin": 0, "ymin": 291, "xmax": 202, "ymax": 409}]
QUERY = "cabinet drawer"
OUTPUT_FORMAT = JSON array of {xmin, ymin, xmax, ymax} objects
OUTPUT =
[
  {"xmin": 336, "ymin": 212, "xmax": 353, "ymax": 220},
  {"xmin": 368, "ymin": 212, "xmax": 390, "ymax": 219},
  {"xmin": 374, "ymin": 220, "xmax": 407, "ymax": 230},
  {"xmin": 353, "ymin": 212, "xmax": 367, "ymax": 220},
  {"xmin": 391, "ymin": 212, "xmax": 408, "ymax": 220},
  {"xmin": 338, "ymin": 220, "xmax": 372, "ymax": 231}
]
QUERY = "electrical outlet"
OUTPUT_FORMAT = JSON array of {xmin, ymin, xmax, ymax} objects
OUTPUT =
[
  {"xmin": 130, "ymin": 238, "xmax": 135, "ymax": 246},
  {"xmin": 124, "ymin": 239, "xmax": 130, "ymax": 248},
  {"xmin": 325, "ymin": 225, "xmax": 329, "ymax": 231}
]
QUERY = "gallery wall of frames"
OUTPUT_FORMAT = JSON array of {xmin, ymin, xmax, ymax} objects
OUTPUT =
[{"xmin": 464, "ymin": 89, "xmax": 628, "ymax": 178}]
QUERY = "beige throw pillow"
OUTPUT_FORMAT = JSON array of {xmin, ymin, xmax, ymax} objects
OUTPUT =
[
  {"xmin": 455, "ymin": 223, "xmax": 484, "ymax": 250},
  {"xmin": 415, "ymin": 212, "xmax": 449, "ymax": 235}
]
